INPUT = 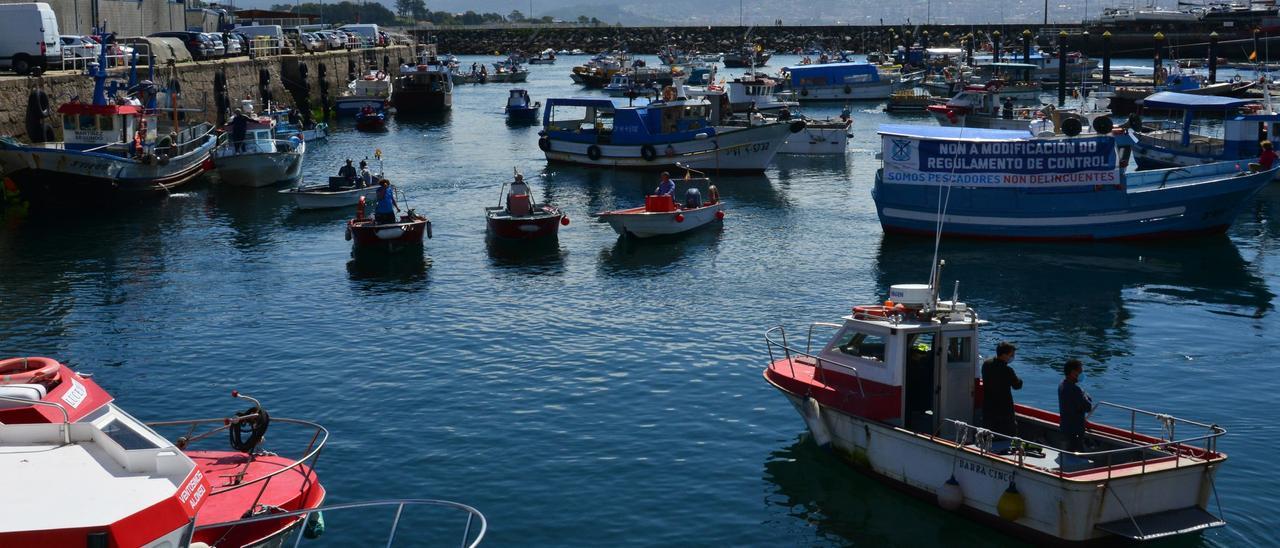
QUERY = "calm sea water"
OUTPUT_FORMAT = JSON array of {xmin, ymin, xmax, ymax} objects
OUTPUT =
[{"xmin": 1, "ymin": 56, "xmax": 1278, "ymax": 546}]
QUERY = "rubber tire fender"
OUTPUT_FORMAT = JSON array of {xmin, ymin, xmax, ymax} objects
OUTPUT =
[
  {"xmin": 587, "ymin": 144, "xmax": 602, "ymax": 161},
  {"xmin": 1091, "ymin": 115, "xmax": 1114, "ymax": 135},
  {"xmin": 799, "ymin": 88, "xmax": 809, "ymax": 97},
  {"xmin": 640, "ymin": 144, "xmax": 657, "ymax": 161},
  {"xmin": 789, "ymin": 120, "xmax": 807, "ymax": 134},
  {"xmin": 1061, "ymin": 117, "xmax": 1083, "ymax": 137},
  {"xmin": 843, "ymin": 85, "xmax": 852, "ymax": 94},
  {"xmin": 538, "ymin": 136, "xmax": 550, "ymax": 152}
]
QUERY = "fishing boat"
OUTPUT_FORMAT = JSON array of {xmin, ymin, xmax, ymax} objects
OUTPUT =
[
  {"xmin": 779, "ymin": 115, "xmax": 852, "ymax": 155},
  {"xmin": 722, "ymin": 46, "xmax": 771, "ymax": 68},
  {"xmin": 0, "ymin": 357, "xmax": 327, "ymax": 547},
  {"xmin": 392, "ymin": 44, "xmax": 453, "ymax": 114},
  {"xmin": 596, "ymin": 175, "xmax": 724, "ymax": 238},
  {"xmin": 528, "ymin": 48, "xmax": 557, "ymax": 64},
  {"xmin": 539, "ymin": 90, "xmax": 802, "ymax": 172},
  {"xmin": 0, "ymin": 39, "xmax": 216, "ymax": 207},
  {"xmin": 927, "ymin": 82, "xmax": 1115, "ymax": 135},
  {"xmin": 489, "ymin": 59, "xmax": 530, "ymax": 83},
  {"xmin": 335, "ymin": 70, "xmax": 392, "ymax": 116},
  {"xmin": 1130, "ymin": 91, "xmax": 1280, "ymax": 174},
  {"xmin": 887, "ymin": 87, "xmax": 934, "ymax": 113},
  {"xmin": 569, "ymin": 53, "xmax": 628, "ymax": 86},
  {"xmin": 1102, "ymin": 67, "xmax": 1255, "ymax": 116},
  {"xmin": 485, "ymin": 174, "xmax": 568, "ymax": 240},
  {"xmin": 345, "ymin": 194, "xmax": 432, "ymax": 251},
  {"xmin": 505, "ymin": 89, "xmax": 541, "ymax": 122},
  {"xmin": 976, "ymin": 49, "xmax": 1099, "ymax": 81},
  {"xmin": 270, "ymin": 106, "xmax": 329, "ymax": 141},
  {"xmin": 763, "ymin": 273, "xmax": 1229, "ymax": 543},
  {"xmin": 783, "ymin": 62, "xmax": 897, "ymax": 101},
  {"xmin": 281, "ymin": 155, "xmax": 383, "ymax": 210},
  {"xmin": 213, "ymin": 103, "xmax": 306, "ymax": 188},
  {"xmin": 354, "ymin": 106, "xmax": 387, "ymax": 131},
  {"xmin": 872, "ymin": 124, "xmax": 1275, "ymax": 240}
]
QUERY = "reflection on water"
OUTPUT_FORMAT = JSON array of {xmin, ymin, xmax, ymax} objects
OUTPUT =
[
  {"xmin": 346, "ymin": 246, "xmax": 430, "ymax": 291},
  {"xmin": 485, "ymin": 236, "xmax": 567, "ymax": 275},
  {"xmin": 596, "ymin": 224, "xmax": 723, "ymax": 275},
  {"xmin": 206, "ymin": 183, "xmax": 296, "ymax": 251},
  {"xmin": 763, "ymin": 439, "xmax": 1020, "ymax": 548}
]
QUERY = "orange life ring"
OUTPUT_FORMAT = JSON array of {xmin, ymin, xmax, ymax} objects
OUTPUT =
[
  {"xmin": 0, "ymin": 357, "xmax": 62, "ymax": 385},
  {"xmin": 852, "ymin": 305, "xmax": 890, "ymax": 318}
]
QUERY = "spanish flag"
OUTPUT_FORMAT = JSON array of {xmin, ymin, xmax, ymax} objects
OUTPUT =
[{"xmin": 1250, "ymin": 50, "xmax": 1258, "ymax": 61}]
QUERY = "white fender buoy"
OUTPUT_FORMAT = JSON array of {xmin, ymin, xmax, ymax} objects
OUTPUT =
[
  {"xmin": 937, "ymin": 475, "xmax": 963, "ymax": 511},
  {"xmin": 803, "ymin": 396, "xmax": 832, "ymax": 449}
]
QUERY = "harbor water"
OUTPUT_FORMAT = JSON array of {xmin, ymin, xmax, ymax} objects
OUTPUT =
[{"xmin": 1, "ymin": 56, "xmax": 1278, "ymax": 546}]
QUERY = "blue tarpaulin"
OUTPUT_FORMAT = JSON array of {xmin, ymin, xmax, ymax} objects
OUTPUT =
[
  {"xmin": 1139, "ymin": 92, "xmax": 1258, "ymax": 111},
  {"xmin": 877, "ymin": 124, "xmax": 1034, "ymax": 142}
]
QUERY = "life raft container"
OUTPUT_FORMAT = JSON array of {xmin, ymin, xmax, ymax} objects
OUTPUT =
[
  {"xmin": 0, "ymin": 357, "xmax": 62, "ymax": 385},
  {"xmin": 852, "ymin": 305, "xmax": 891, "ymax": 318}
]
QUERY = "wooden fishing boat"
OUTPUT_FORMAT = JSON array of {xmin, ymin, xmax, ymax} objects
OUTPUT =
[
  {"xmin": 345, "ymin": 196, "xmax": 432, "ymax": 251},
  {"xmin": 485, "ymin": 176, "xmax": 567, "ymax": 240},
  {"xmin": 595, "ymin": 174, "xmax": 725, "ymax": 238}
]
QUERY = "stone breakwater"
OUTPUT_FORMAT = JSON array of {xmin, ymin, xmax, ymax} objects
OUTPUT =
[{"xmin": 1, "ymin": 46, "xmax": 412, "ymax": 141}]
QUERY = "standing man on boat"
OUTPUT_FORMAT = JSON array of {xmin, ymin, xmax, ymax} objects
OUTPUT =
[
  {"xmin": 374, "ymin": 179, "xmax": 400, "ymax": 224},
  {"xmin": 654, "ymin": 172, "xmax": 676, "ymax": 197},
  {"xmin": 981, "ymin": 342, "xmax": 1023, "ymax": 438},
  {"xmin": 1058, "ymin": 359, "xmax": 1094, "ymax": 453},
  {"xmin": 229, "ymin": 108, "xmax": 250, "ymax": 153}
]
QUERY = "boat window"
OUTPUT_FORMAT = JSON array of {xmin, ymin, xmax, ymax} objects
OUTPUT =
[
  {"xmin": 947, "ymin": 337, "xmax": 971, "ymax": 363},
  {"xmin": 79, "ymin": 115, "xmax": 96, "ymax": 130},
  {"xmin": 831, "ymin": 330, "xmax": 886, "ymax": 362},
  {"xmin": 63, "ymin": 115, "xmax": 75, "ymax": 130},
  {"xmin": 99, "ymin": 116, "xmax": 114, "ymax": 131},
  {"xmin": 798, "ymin": 76, "xmax": 828, "ymax": 86},
  {"xmin": 101, "ymin": 418, "xmax": 160, "ymax": 450},
  {"xmin": 548, "ymin": 105, "xmax": 588, "ymax": 131}
]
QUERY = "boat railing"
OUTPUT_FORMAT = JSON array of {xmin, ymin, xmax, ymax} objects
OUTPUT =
[
  {"xmin": 193, "ymin": 498, "xmax": 487, "ymax": 548},
  {"xmin": 942, "ymin": 403, "xmax": 1225, "ymax": 480},
  {"xmin": 145, "ymin": 413, "xmax": 328, "ymax": 496},
  {"xmin": 213, "ymin": 137, "xmax": 300, "ymax": 157},
  {"xmin": 764, "ymin": 324, "xmax": 866, "ymax": 398},
  {"xmin": 0, "ymin": 393, "xmax": 71, "ymax": 444}
]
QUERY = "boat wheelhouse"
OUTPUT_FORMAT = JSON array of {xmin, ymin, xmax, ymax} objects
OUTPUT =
[
  {"xmin": 783, "ymin": 62, "xmax": 896, "ymax": 101},
  {"xmin": 872, "ymin": 125, "xmax": 1274, "ymax": 239},
  {"xmin": 764, "ymin": 278, "xmax": 1228, "ymax": 543},
  {"xmin": 927, "ymin": 82, "xmax": 1114, "ymax": 134},
  {"xmin": 335, "ymin": 72, "xmax": 392, "ymax": 115},
  {"xmin": 539, "ymin": 95, "xmax": 800, "ymax": 172},
  {"xmin": 213, "ymin": 104, "xmax": 306, "ymax": 188},
  {"xmin": 393, "ymin": 45, "xmax": 454, "ymax": 114},
  {"xmin": 1130, "ymin": 91, "xmax": 1280, "ymax": 174},
  {"xmin": 976, "ymin": 49, "xmax": 1099, "ymax": 81}
]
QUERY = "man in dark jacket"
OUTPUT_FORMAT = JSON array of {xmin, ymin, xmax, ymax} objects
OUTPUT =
[
  {"xmin": 228, "ymin": 108, "xmax": 250, "ymax": 153},
  {"xmin": 981, "ymin": 342, "xmax": 1022, "ymax": 437},
  {"xmin": 1058, "ymin": 359, "xmax": 1094, "ymax": 453}
]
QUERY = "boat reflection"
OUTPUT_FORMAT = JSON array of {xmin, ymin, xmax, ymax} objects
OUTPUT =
[
  {"xmin": 873, "ymin": 234, "xmax": 1273, "ymax": 358},
  {"xmin": 346, "ymin": 246, "xmax": 430, "ymax": 290},
  {"xmin": 485, "ymin": 236, "xmax": 567, "ymax": 275},
  {"xmin": 596, "ymin": 223, "xmax": 723, "ymax": 275},
  {"xmin": 762, "ymin": 438, "xmax": 1019, "ymax": 547}
]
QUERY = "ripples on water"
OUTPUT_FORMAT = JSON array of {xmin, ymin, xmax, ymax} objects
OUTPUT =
[{"xmin": 1, "ymin": 57, "xmax": 1278, "ymax": 546}]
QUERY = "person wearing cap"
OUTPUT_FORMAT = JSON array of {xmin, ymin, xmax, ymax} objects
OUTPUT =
[
  {"xmin": 1058, "ymin": 359, "xmax": 1094, "ymax": 453},
  {"xmin": 359, "ymin": 160, "xmax": 374, "ymax": 187},
  {"xmin": 228, "ymin": 108, "xmax": 250, "ymax": 153},
  {"xmin": 981, "ymin": 341, "xmax": 1022, "ymax": 438},
  {"xmin": 374, "ymin": 179, "xmax": 400, "ymax": 223},
  {"xmin": 337, "ymin": 159, "xmax": 357, "ymax": 184}
]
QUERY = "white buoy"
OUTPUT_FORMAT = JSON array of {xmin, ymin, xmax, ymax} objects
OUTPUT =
[
  {"xmin": 937, "ymin": 475, "xmax": 963, "ymax": 511},
  {"xmin": 803, "ymin": 396, "xmax": 832, "ymax": 449}
]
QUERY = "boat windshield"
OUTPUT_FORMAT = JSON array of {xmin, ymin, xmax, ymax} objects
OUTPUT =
[{"xmin": 830, "ymin": 329, "xmax": 886, "ymax": 362}]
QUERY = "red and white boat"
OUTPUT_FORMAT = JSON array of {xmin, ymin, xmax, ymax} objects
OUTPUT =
[
  {"xmin": 345, "ymin": 195, "xmax": 432, "ymax": 251},
  {"xmin": 762, "ymin": 272, "xmax": 1228, "ymax": 543},
  {"xmin": 0, "ymin": 357, "xmax": 327, "ymax": 548},
  {"xmin": 485, "ymin": 177, "xmax": 568, "ymax": 240},
  {"xmin": 595, "ymin": 175, "xmax": 724, "ymax": 238}
]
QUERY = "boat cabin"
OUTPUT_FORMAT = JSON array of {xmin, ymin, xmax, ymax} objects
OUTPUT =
[
  {"xmin": 1135, "ymin": 91, "xmax": 1280, "ymax": 160},
  {"xmin": 543, "ymin": 97, "xmax": 717, "ymax": 145},
  {"xmin": 58, "ymin": 102, "xmax": 148, "ymax": 153},
  {"xmin": 507, "ymin": 89, "xmax": 535, "ymax": 109},
  {"xmin": 975, "ymin": 62, "xmax": 1038, "ymax": 86},
  {"xmin": 784, "ymin": 62, "xmax": 883, "ymax": 89},
  {"xmin": 350, "ymin": 74, "xmax": 391, "ymax": 98}
]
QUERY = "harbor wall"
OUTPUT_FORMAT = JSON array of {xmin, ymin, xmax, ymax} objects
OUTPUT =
[
  {"xmin": 0, "ymin": 46, "xmax": 412, "ymax": 141},
  {"xmin": 416, "ymin": 24, "xmax": 1274, "ymax": 59}
]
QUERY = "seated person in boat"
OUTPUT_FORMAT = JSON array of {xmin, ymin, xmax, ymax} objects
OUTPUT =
[
  {"xmin": 654, "ymin": 172, "xmax": 676, "ymax": 197},
  {"xmin": 1058, "ymin": 359, "xmax": 1094, "ymax": 453},
  {"xmin": 359, "ymin": 160, "xmax": 374, "ymax": 187},
  {"xmin": 981, "ymin": 341, "xmax": 1022, "ymax": 437},
  {"xmin": 1250, "ymin": 140, "xmax": 1277, "ymax": 172},
  {"xmin": 375, "ymin": 179, "xmax": 400, "ymax": 223},
  {"xmin": 337, "ymin": 159, "xmax": 358, "ymax": 184}
]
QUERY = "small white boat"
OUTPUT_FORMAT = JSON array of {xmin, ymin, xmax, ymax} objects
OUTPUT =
[
  {"xmin": 335, "ymin": 71, "xmax": 393, "ymax": 115},
  {"xmin": 779, "ymin": 115, "xmax": 852, "ymax": 155},
  {"xmin": 213, "ymin": 108, "xmax": 306, "ymax": 188},
  {"xmin": 280, "ymin": 178, "xmax": 378, "ymax": 209},
  {"xmin": 595, "ymin": 175, "xmax": 724, "ymax": 238}
]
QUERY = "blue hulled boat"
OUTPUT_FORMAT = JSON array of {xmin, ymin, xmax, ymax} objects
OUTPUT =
[
  {"xmin": 872, "ymin": 125, "xmax": 1273, "ymax": 240},
  {"xmin": 505, "ymin": 89, "xmax": 540, "ymax": 122},
  {"xmin": 783, "ymin": 63, "xmax": 896, "ymax": 101},
  {"xmin": 1131, "ymin": 92, "xmax": 1280, "ymax": 174}
]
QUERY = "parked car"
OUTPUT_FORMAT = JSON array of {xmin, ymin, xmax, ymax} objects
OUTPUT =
[
  {"xmin": 222, "ymin": 32, "xmax": 244, "ymax": 56},
  {"xmin": 0, "ymin": 2, "xmax": 62, "ymax": 74},
  {"xmin": 300, "ymin": 32, "xmax": 324, "ymax": 52},
  {"xmin": 317, "ymin": 30, "xmax": 345, "ymax": 50},
  {"xmin": 203, "ymin": 33, "xmax": 226, "ymax": 57},
  {"xmin": 236, "ymin": 25, "xmax": 287, "ymax": 55},
  {"xmin": 59, "ymin": 35, "xmax": 100, "ymax": 59},
  {"xmin": 148, "ymin": 31, "xmax": 213, "ymax": 60},
  {"xmin": 338, "ymin": 24, "xmax": 380, "ymax": 48}
]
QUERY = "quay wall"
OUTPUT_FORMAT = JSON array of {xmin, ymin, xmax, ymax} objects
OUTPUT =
[
  {"xmin": 1, "ymin": 46, "xmax": 412, "ymax": 141},
  {"xmin": 417, "ymin": 24, "xmax": 1272, "ymax": 59}
]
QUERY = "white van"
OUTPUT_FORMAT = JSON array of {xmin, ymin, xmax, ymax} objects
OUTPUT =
[
  {"xmin": 235, "ymin": 24, "xmax": 286, "ymax": 54},
  {"xmin": 338, "ymin": 24, "xmax": 380, "ymax": 47},
  {"xmin": 0, "ymin": 3, "xmax": 61, "ymax": 74}
]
